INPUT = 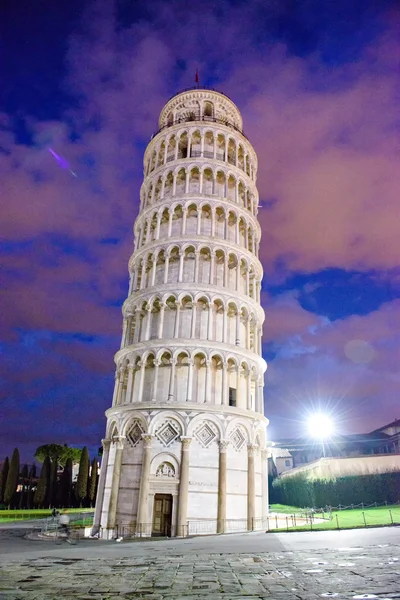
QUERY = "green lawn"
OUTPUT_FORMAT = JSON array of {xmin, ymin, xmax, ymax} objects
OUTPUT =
[
  {"xmin": 269, "ymin": 503, "xmax": 400, "ymax": 532},
  {"xmin": 0, "ymin": 508, "xmax": 93, "ymax": 523}
]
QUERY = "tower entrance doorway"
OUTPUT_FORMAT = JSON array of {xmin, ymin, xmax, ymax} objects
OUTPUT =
[{"xmin": 152, "ymin": 494, "xmax": 172, "ymax": 536}]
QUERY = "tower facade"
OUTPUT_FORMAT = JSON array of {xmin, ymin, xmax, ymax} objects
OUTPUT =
[{"xmin": 94, "ymin": 88, "xmax": 269, "ymax": 537}]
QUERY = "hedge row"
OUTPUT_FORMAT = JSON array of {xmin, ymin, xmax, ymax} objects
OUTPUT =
[{"xmin": 271, "ymin": 471, "xmax": 400, "ymax": 508}]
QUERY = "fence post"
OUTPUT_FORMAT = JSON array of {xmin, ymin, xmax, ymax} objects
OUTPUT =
[
  {"xmin": 362, "ymin": 511, "xmax": 366, "ymax": 527},
  {"xmin": 335, "ymin": 514, "xmax": 340, "ymax": 530},
  {"xmin": 389, "ymin": 510, "xmax": 393, "ymax": 525}
]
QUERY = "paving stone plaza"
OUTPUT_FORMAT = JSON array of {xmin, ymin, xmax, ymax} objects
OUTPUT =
[{"xmin": 0, "ymin": 529, "xmax": 399, "ymax": 600}]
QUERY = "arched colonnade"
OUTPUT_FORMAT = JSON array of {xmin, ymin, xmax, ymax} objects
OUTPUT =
[
  {"xmin": 135, "ymin": 201, "xmax": 260, "ymax": 255},
  {"xmin": 141, "ymin": 165, "xmax": 258, "ymax": 216},
  {"xmin": 145, "ymin": 129, "xmax": 256, "ymax": 182},
  {"xmin": 129, "ymin": 244, "xmax": 262, "ymax": 302},
  {"xmin": 113, "ymin": 348, "xmax": 265, "ymax": 414},
  {"xmin": 121, "ymin": 293, "xmax": 263, "ymax": 354}
]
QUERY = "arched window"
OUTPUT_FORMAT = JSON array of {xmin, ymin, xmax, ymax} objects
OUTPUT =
[{"xmin": 204, "ymin": 102, "xmax": 213, "ymax": 118}]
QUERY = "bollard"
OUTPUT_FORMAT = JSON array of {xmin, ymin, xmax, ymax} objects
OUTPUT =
[
  {"xmin": 286, "ymin": 517, "xmax": 289, "ymax": 531},
  {"xmin": 362, "ymin": 511, "xmax": 367, "ymax": 527},
  {"xmin": 389, "ymin": 509, "xmax": 393, "ymax": 525},
  {"xmin": 275, "ymin": 514, "xmax": 278, "ymax": 529}
]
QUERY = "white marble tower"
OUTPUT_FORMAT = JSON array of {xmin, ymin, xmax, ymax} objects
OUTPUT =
[{"xmin": 94, "ymin": 88, "xmax": 269, "ymax": 538}]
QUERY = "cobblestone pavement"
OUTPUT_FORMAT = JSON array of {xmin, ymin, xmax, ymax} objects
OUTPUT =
[{"xmin": 0, "ymin": 542, "xmax": 399, "ymax": 600}]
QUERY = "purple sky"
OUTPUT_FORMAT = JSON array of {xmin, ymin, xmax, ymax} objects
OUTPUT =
[{"xmin": 1, "ymin": 0, "xmax": 400, "ymax": 461}]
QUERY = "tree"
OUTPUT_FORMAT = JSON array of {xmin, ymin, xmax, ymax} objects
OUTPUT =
[
  {"xmin": 61, "ymin": 445, "xmax": 82, "ymax": 467},
  {"xmin": 75, "ymin": 447, "xmax": 89, "ymax": 507},
  {"xmin": 88, "ymin": 458, "xmax": 99, "ymax": 508},
  {"xmin": 0, "ymin": 457, "xmax": 9, "ymax": 504},
  {"xmin": 34, "ymin": 444, "xmax": 65, "ymax": 464},
  {"xmin": 58, "ymin": 458, "xmax": 73, "ymax": 508},
  {"xmin": 34, "ymin": 444, "xmax": 82, "ymax": 467},
  {"xmin": 26, "ymin": 464, "xmax": 36, "ymax": 509},
  {"xmin": 34, "ymin": 456, "xmax": 50, "ymax": 507},
  {"xmin": 19, "ymin": 464, "xmax": 29, "ymax": 509},
  {"xmin": 4, "ymin": 448, "xmax": 20, "ymax": 508}
]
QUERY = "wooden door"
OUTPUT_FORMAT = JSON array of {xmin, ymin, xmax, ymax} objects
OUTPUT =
[{"xmin": 152, "ymin": 494, "xmax": 173, "ymax": 536}]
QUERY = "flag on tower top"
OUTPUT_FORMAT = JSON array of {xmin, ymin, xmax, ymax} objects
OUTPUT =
[{"xmin": 195, "ymin": 69, "xmax": 199, "ymax": 85}]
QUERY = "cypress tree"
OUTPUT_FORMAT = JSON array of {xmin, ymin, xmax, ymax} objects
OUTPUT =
[
  {"xmin": 76, "ymin": 447, "xmax": 89, "ymax": 507},
  {"xmin": 4, "ymin": 448, "xmax": 20, "ymax": 508},
  {"xmin": 34, "ymin": 456, "xmax": 50, "ymax": 507},
  {"xmin": 49, "ymin": 458, "xmax": 58, "ymax": 507},
  {"xmin": 58, "ymin": 458, "xmax": 73, "ymax": 508},
  {"xmin": 88, "ymin": 458, "xmax": 99, "ymax": 508},
  {"xmin": 19, "ymin": 464, "xmax": 29, "ymax": 509},
  {"xmin": 26, "ymin": 464, "xmax": 36, "ymax": 509},
  {"xmin": 0, "ymin": 457, "xmax": 10, "ymax": 504}
]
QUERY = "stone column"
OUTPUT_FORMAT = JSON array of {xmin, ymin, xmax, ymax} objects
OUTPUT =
[
  {"xmin": 194, "ymin": 251, "xmax": 200, "ymax": 283},
  {"xmin": 125, "ymin": 364, "xmax": 135, "ymax": 404},
  {"xmin": 207, "ymin": 302, "xmax": 213, "ymax": 340},
  {"xmin": 178, "ymin": 252, "xmax": 185, "ymax": 282},
  {"xmin": 137, "ymin": 360, "xmax": 146, "ymax": 402},
  {"xmin": 133, "ymin": 309, "xmax": 142, "ymax": 343},
  {"xmin": 190, "ymin": 302, "xmax": 197, "ymax": 337},
  {"xmin": 197, "ymin": 209, "xmax": 202, "ymax": 235},
  {"xmin": 222, "ymin": 307, "xmax": 228, "ymax": 343},
  {"xmin": 221, "ymin": 361, "xmax": 229, "ymax": 406},
  {"xmin": 168, "ymin": 358, "xmax": 176, "ymax": 401},
  {"xmin": 168, "ymin": 212, "xmax": 173, "ymax": 237},
  {"xmin": 92, "ymin": 438, "xmax": 111, "ymax": 534},
  {"xmin": 158, "ymin": 303, "xmax": 165, "ymax": 338},
  {"xmin": 155, "ymin": 214, "xmax": 161, "ymax": 239},
  {"xmin": 186, "ymin": 359, "xmax": 194, "ymax": 402},
  {"xmin": 163, "ymin": 255, "xmax": 170, "ymax": 284},
  {"xmin": 140, "ymin": 260, "xmax": 147, "ymax": 289},
  {"xmin": 107, "ymin": 436, "xmax": 126, "ymax": 531},
  {"xmin": 136, "ymin": 434, "xmax": 153, "ymax": 535},
  {"xmin": 151, "ymin": 257, "xmax": 157, "ymax": 286},
  {"xmin": 111, "ymin": 370, "xmax": 121, "ymax": 406},
  {"xmin": 217, "ymin": 440, "xmax": 229, "ymax": 533},
  {"xmin": 182, "ymin": 208, "xmax": 187, "ymax": 235},
  {"xmin": 246, "ymin": 370, "xmax": 252, "ymax": 410},
  {"xmin": 209, "ymin": 251, "xmax": 215, "ymax": 285},
  {"xmin": 174, "ymin": 303, "xmax": 181, "ymax": 337},
  {"xmin": 145, "ymin": 306, "xmax": 152, "ymax": 340},
  {"xmin": 152, "ymin": 359, "xmax": 160, "ymax": 401},
  {"xmin": 177, "ymin": 437, "xmax": 192, "ymax": 536},
  {"xmin": 205, "ymin": 359, "xmax": 212, "ymax": 403},
  {"xmin": 120, "ymin": 317, "xmax": 128, "ymax": 348},
  {"xmin": 247, "ymin": 444, "xmax": 257, "ymax": 531},
  {"xmin": 261, "ymin": 449, "xmax": 269, "ymax": 524},
  {"xmin": 223, "ymin": 255, "xmax": 228, "ymax": 287},
  {"xmin": 235, "ymin": 311, "xmax": 241, "ymax": 345}
]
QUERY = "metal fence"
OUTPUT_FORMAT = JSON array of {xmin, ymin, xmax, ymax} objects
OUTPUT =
[{"xmin": 267, "ymin": 504, "xmax": 400, "ymax": 532}]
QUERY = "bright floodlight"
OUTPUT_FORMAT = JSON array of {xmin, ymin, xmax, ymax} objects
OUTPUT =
[{"xmin": 307, "ymin": 413, "xmax": 334, "ymax": 439}]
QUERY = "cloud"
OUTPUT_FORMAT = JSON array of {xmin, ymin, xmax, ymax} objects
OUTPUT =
[{"xmin": 264, "ymin": 294, "xmax": 400, "ymax": 437}]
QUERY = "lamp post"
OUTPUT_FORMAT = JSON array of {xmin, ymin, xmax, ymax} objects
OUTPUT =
[{"xmin": 306, "ymin": 413, "xmax": 334, "ymax": 458}]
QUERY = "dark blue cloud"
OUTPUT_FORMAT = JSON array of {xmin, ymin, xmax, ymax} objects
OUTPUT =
[{"xmin": 267, "ymin": 269, "xmax": 400, "ymax": 320}]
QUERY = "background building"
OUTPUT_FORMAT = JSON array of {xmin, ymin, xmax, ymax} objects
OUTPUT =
[{"xmin": 93, "ymin": 87, "xmax": 269, "ymax": 538}]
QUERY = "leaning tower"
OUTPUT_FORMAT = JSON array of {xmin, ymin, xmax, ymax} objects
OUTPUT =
[{"xmin": 94, "ymin": 88, "xmax": 269, "ymax": 538}]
